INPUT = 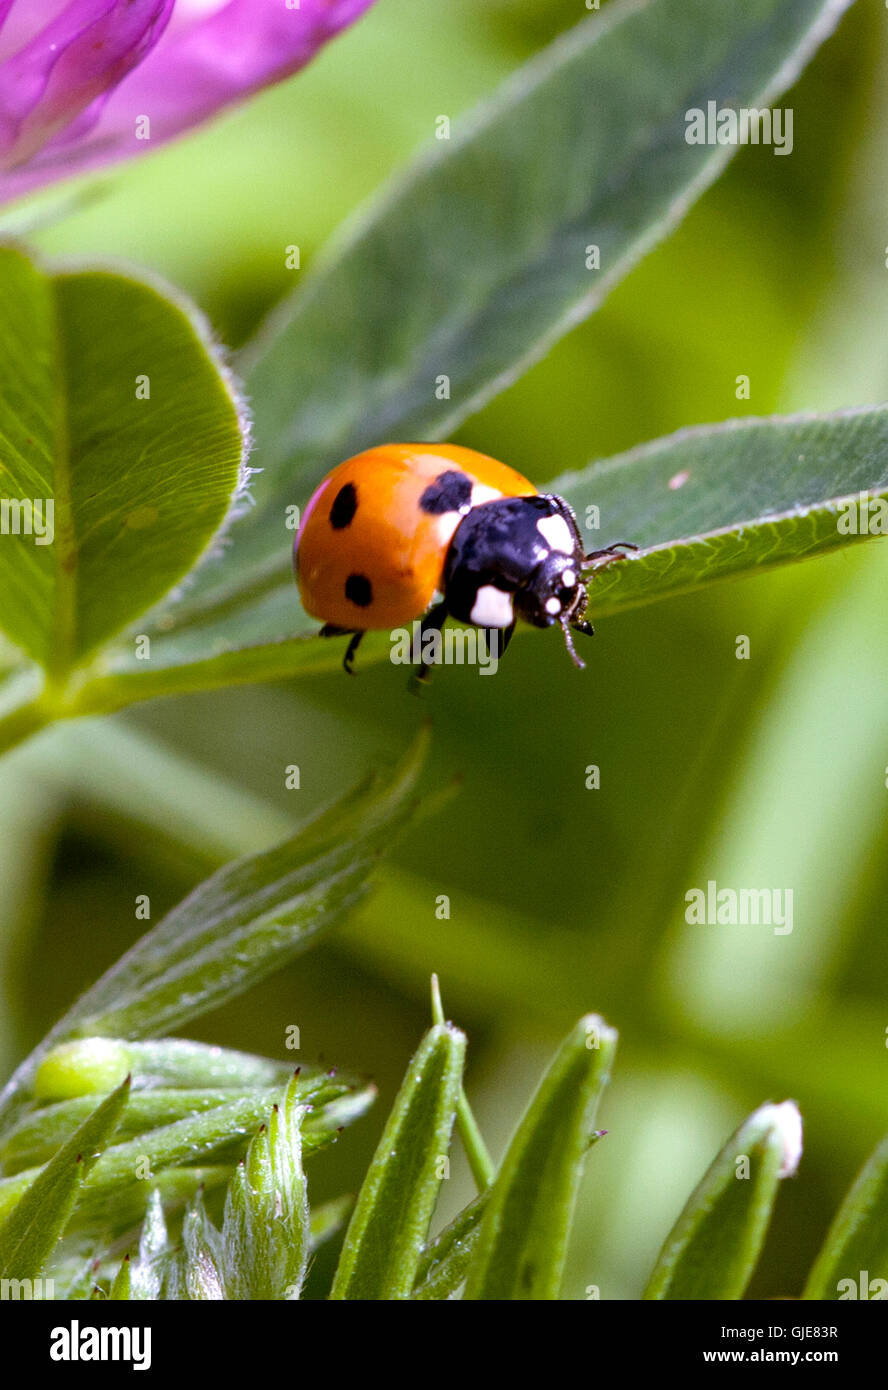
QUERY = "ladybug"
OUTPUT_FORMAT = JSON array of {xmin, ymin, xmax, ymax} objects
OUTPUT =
[{"xmin": 293, "ymin": 443, "xmax": 634, "ymax": 678}]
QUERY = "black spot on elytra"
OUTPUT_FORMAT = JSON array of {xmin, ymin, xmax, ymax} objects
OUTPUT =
[
  {"xmin": 345, "ymin": 573, "xmax": 373, "ymax": 607},
  {"xmin": 419, "ymin": 469, "xmax": 473, "ymax": 515},
  {"xmin": 329, "ymin": 482, "xmax": 357, "ymax": 529}
]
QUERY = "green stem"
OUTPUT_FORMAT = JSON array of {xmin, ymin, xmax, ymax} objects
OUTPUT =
[
  {"xmin": 455, "ymin": 1088, "xmax": 495, "ymax": 1191},
  {"xmin": 0, "ymin": 632, "xmax": 390, "ymax": 760},
  {"xmin": 72, "ymin": 631, "xmax": 394, "ymax": 716},
  {"xmin": 0, "ymin": 695, "xmax": 51, "ymax": 758},
  {"xmin": 430, "ymin": 975, "xmax": 495, "ymax": 1191}
]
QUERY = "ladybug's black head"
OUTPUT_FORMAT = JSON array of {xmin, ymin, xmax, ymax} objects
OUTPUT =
[{"xmin": 513, "ymin": 546, "xmax": 588, "ymax": 630}]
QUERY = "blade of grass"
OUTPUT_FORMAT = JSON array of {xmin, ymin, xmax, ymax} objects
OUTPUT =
[
  {"xmin": 803, "ymin": 1131, "xmax": 888, "ymax": 1300},
  {"xmin": 643, "ymin": 1101, "xmax": 803, "ymax": 1300},
  {"xmin": 0, "ymin": 727, "xmax": 429, "ymax": 1142},
  {"xmin": 463, "ymin": 1015, "xmax": 617, "ymax": 1301},
  {"xmin": 0, "ymin": 1077, "xmax": 129, "ymax": 1281},
  {"xmin": 330, "ymin": 1021, "xmax": 466, "ymax": 1300}
]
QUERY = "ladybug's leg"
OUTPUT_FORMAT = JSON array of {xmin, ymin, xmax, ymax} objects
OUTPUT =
[
  {"xmin": 572, "ymin": 618, "xmax": 595, "ymax": 639},
  {"xmin": 408, "ymin": 601, "xmax": 449, "ymax": 692},
  {"xmin": 342, "ymin": 631, "xmax": 364, "ymax": 675},
  {"xmin": 494, "ymin": 621, "xmax": 516, "ymax": 660},
  {"xmin": 318, "ymin": 623, "xmax": 364, "ymax": 675}
]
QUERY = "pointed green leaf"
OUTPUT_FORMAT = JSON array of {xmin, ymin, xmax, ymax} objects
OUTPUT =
[
  {"xmin": 412, "ymin": 1192, "xmax": 488, "ymax": 1301},
  {"xmin": 109, "ymin": 1254, "xmax": 131, "ymax": 1300},
  {"xmin": 463, "ymin": 1015, "xmax": 616, "ymax": 1301},
  {"xmin": 221, "ymin": 1076, "xmax": 310, "ymax": 1300},
  {"xmin": 55, "ymin": 736, "xmax": 425, "ymax": 1042},
  {"xmin": 330, "ymin": 1021, "xmax": 466, "ymax": 1300},
  {"xmin": 127, "ymin": 1188, "xmax": 169, "ymax": 1301},
  {"xmin": 0, "ymin": 1074, "xmax": 365, "ymax": 1174},
  {"xmin": 85, "ymin": 1167, "xmax": 230, "ymax": 1250},
  {"xmin": 12, "ymin": 1085, "xmax": 370, "ymax": 1247},
  {"xmin": 556, "ymin": 406, "xmax": 888, "ymax": 620},
  {"xmin": 803, "ymin": 1132, "xmax": 888, "ymax": 1300},
  {"xmin": 413, "ymin": 1126, "xmax": 605, "ymax": 1303},
  {"xmin": 75, "ymin": 1098, "xmax": 292, "ymax": 1224},
  {"xmin": 0, "ymin": 1093, "xmax": 261, "ymax": 1225},
  {"xmin": 178, "ymin": 1193, "xmax": 225, "ymax": 1300},
  {"xmin": 0, "ymin": 729, "xmax": 427, "ymax": 1139},
  {"xmin": 0, "ymin": 1076, "xmax": 129, "ymax": 1281},
  {"xmin": 644, "ymin": 1101, "xmax": 803, "ymax": 1300},
  {"xmin": 0, "ymin": 245, "xmax": 245, "ymax": 676},
  {"xmin": 1, "ymin": 1090, "xmax": 274, "ymax": 1175}
]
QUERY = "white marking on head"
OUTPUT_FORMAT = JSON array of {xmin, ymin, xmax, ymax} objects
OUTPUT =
[
  {"xmin": 545, "ymin": 596, "xmax": 562, "ymax": 616},
  {"xmin": 470, "ymin": 585, "xmax": 514, "ymax": 628},
  {"xmin": 562, "ymin": 569, "xmax": 576, "ymax": 586},
  {"xmin": 536, "ymin": 514, "xmax": 574, "ymax": 553}
]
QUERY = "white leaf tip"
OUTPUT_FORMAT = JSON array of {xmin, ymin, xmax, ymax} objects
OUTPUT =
[{"xmin": 755, "ymin": 1100, "xmax": 803, "ymax": 1177}]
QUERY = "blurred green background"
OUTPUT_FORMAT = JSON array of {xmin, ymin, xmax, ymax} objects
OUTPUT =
[{"xmin": 3, "ymin": 0, "xmax": 888, "ymax": 1298}]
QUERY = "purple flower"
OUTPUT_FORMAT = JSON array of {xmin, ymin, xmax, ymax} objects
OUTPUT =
[{"xmin": 0, "ymin": 0, "xmax": 375, "ymax": 205}]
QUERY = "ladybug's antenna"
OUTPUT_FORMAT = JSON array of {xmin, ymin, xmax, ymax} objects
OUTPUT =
[
  {"xmin": 582, "ymin": 541, "xmax": 639, "ymax": 571},
  {"xmin": 560, "ymin": 621, "xmax": 586, "ymax": 670}
]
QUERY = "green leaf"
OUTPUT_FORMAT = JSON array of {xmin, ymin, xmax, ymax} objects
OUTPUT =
[
  {"xmin": 131, "ymin": 0, "xmax": 852, "ymax": 670},
  {"xmin": 109, "ymin": 1254, "xmax": 132, "ymax": 1300},
  {"xmin": 0, "ymin": 245, "xmax": 245, "ymax": 677},
  {"xmin": 2, "ymin": 1073, "xmax": 366, "ymax": 1174},
  {"xmin": 803, "ymin": 1132, "xmax": 888, "ymax": 1300},
  {"xmin": 413, "ymin": 1125, "xmax": 607, "ymax": 1301},
  {"xmin": 555, "ymin": 406, "xmax": 888, "ymax": 619},
  {"xmin": 82, "ymin": 1166, "xmax": 230, "ymax": 1249},
  {"xmin": 330, "ymin": 1021, "xmax": 466, "ymax": 1300},
  {"xmin": 463, "ymin": 1015, "xmax": 616, "ymax": 1301},
  {"xmin": 127, "ymin": 1188, "xmax": 170, "ymax": 1300},
  {"xmin": 2, "ymin": 1090, "xmax": 274, "ymax": 1176},
  {"xmin": 412, "ymin": 1192, "xmax": 488, "ymax": 1301},
  {"xmin": 74, "ymin": 400, "xmax": 888, "ymax": 711},
  {"xmin": 0, "ymin": 1076, "xmax": 129, "ymax": 1281},
  {"xmin": 0, "ymin": 1093, "xmax": 268, "ymax": 1226},
  {"xmin": 0, "ymin": 1071, "xmax": 374, "ymax": 1237},
  {"xmin": 221, "ymin": 1075, "xmax": 310, "ymax": 1300},
  {"xmin": 643, "ymin": 1101, "xmax": 803, "ymax": 1300},
  {"xmin": 0, "ymin": 728, "xmax": 428, "ymax": 1139},
  {"xmin": 47, "ymin": 1250, "xmax": 102, "ymax": 1301},
  {"xmin": 176, "ymin": 1193, "xmax": 225, "ymax": 1300},
  {"xmin": 59, "ymin": 738, "xmax": 425, "ymax": 1041}
]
